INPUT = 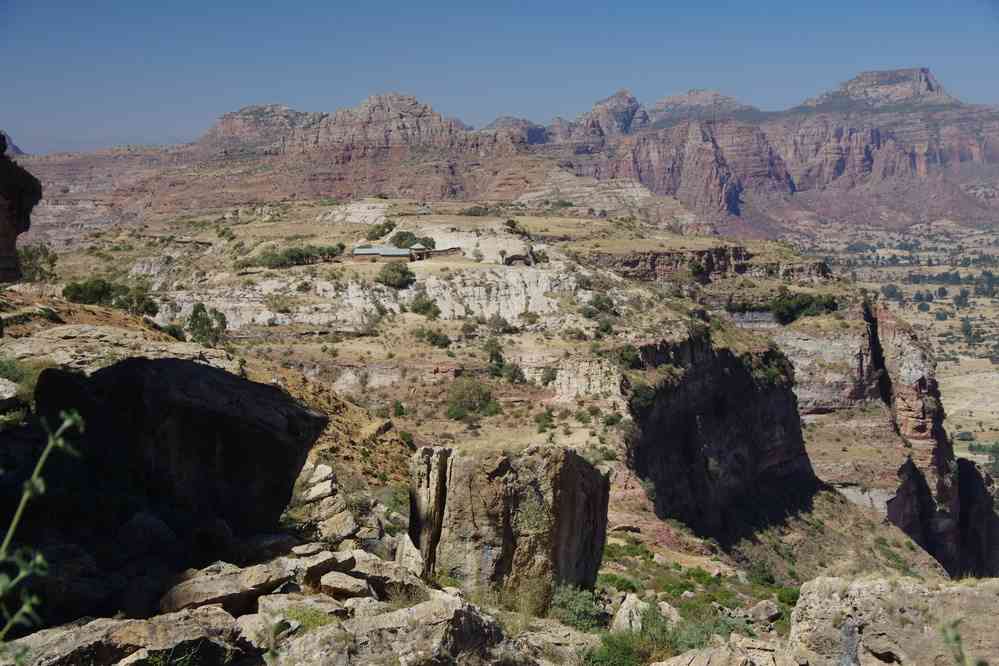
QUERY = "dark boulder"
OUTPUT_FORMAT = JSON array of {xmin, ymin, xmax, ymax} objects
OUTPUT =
[{"xmin": 34, "ymin": 358, "xmax": 328, "ymax": 535}]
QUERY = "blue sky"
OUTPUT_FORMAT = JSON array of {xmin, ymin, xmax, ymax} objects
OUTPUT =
[{"xmin": 5, "ymin": 0, "xmax": 999, "ymax": 153}]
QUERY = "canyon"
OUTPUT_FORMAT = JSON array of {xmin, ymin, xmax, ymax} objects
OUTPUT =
[{"xmin": 4, "ymin": 68, "xmax": 999, "ymax": 665}]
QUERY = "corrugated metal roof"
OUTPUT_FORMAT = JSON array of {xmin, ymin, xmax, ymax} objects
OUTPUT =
[{"xmin": 352, "ymin": 245, "xmax": 411, "ymax": 257}]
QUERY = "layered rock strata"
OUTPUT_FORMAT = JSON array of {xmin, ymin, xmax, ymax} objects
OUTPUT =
[{"xmin": 409, "ymin": 445, "xmax": 609, "ymax": 595}]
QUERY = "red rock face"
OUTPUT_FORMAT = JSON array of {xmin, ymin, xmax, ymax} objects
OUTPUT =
[{"xmin": 21, "ymin": 69, "xmax": 999, "ymax": 239}]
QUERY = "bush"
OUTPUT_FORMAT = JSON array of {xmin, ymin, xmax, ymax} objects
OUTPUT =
[
  {"xmin": 365, "ymin": 220, "xmax": 397, "ymax": 240},
  {"xmin": 17, "ymin": 242, "xmax": 58, "ymax": 282},
  {"xmin": 410, "ymin": 293, "xmax": 441, "ymax": 319},
  {"xmin": 769, "ymin": 291, "xmax": 838, "ymax": 325},
  {"xmin": 549, "ymin": 584, "xmax": 603, "ymax": 632},
  {"xmin": 541, "ymin": 367, "xmax": 558, "ymax": 386},
  {"xmin": 376, "ymin": 262, "xmax": 416, "ymax": 289},
  {"xmin": 614, "ymin": 345, "xmax": 641, "ymax": 369},
  {"xmin": 389, "ymin": 231, "xmax": 436, "ymax": 249},
  {"xmin": 245, "ymin": 244, "xmax": 345, "ymax": 269},
  {"xmin": 629, "ymin": 382, "xmax": 657, "ymax": 414},
  {"xmin": 187, "ymin": 302, "xmax": 227, "ymax": 347},
  {"xmin": 501, "ymin": 362, "xmax": 526, "ymax": 384},
  {"xmin": 776, "ymin": 587, "xmax": 800, "ymax": 607},
  {"xmin": 62, "ymin": 279, "xmax": 158, "ymax": 316},
  {"xmin": 0, "ymin": 357, "xmax": 28, "ymax": 385},
  {"xmin": 598, "ymin": 573, "xmax": 639, "ymax": 592},
  {"xmin": 415, "ymin": 327, "xmax": 451, "ymax": 348},
  {"xmin": 161, "ymin": 323, "xmax": 186, "ymax": 341},
  {"xmin": 535, "ymin": 408, "xmax": 555, "ymax": 433},
  {"xmin": 446, "ymin": 378, "xmax": 499, "ymax": 420}
]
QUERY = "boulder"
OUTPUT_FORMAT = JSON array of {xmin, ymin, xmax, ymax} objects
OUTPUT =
[
  {"xmin": 748, "ymin": 599, "xmax": 781, "ymax": 623},
  {"xmin": 159, "ymin": 560, "xmax": 293, "ymax": 615},
  {"xmin": 410, "ymin": 445, "xmax": 609, "ymax": 595},
  {"xmin": 0, "ymin": 377, "xmax": 19, "ymax": 411},
  {"xmin": 343, "ymin": 596, "xmax": 391, "ymax": 618},
  {"xmin": 319, "ymin": 510, "xmax": 360, "ymax": 542},
  {"xmin": 318, "ymin": 571, "xmax": 374, "ymax": 600},
  {"xmin": 345, "ymin": 549, "xmax": 427, "ymax": 599},
  {"xmin": 786, "ymin": 576, "xmax": 999, "ymax": 665},
  {"xmin": 258, "ymin": 592, "xmax": 347, "ymax": 620},
  {"xmin": 610, "ymin": 593, "xmax": 650, "ymax": 633},
  {"xmin": 276, "ymin": 593, "xmax": 508, "ymax": 665},
  {"xmin": 394, "ymin": 531, "xmax": 424, "ymax": 576},
  {"xmin": 5, "ymin": 605, "xmax": 243, "ymax": 666},
  {"xmin": 34, "ymin": 358, "xmax": 328, "ymax": 535}
]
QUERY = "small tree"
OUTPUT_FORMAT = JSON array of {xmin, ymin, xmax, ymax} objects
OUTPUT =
[
  {"xmin": 376, "ymin": 263, "xmax": 416, "ymax": 290},
  {"xmin": 187, "ymin": 303, "xmax": 227, "ymax": 347},
  {"xmin": 16, "ymin": 243, "xmax": 58, "ymax": 283}
]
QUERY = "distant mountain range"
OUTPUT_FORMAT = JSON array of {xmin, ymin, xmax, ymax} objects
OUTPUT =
[{"xmin": 19, "ymin": 68, "xmax": 999, "ymax": 238}]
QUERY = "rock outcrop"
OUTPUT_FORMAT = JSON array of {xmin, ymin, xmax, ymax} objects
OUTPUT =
[
  {"xmin": 34, "ymin": 357, "xmax": 328, "ymax": 534},
  {"xmin": 800, "ymin": 67, "xmax": 958, "ymax": 110},
  {"xmin": 0, "ymin": 132, "xmax": 42, "ymax": 282},
  {"xmin": 409, "ymin": 445, "xmax": 609, "ymax": 595},
  {"xmin": 627, "ymin": 334, "xmax": 816, "ymax": 537},
  {"xmin": 3, "ymin": 605, "xmax": 247, "ymax": 666},
  {"xmin": 775, "ymin": 304, "xmax": 999, "ymax": 576},
  {"xmin": 786, "ymin": 576, "xmax": 999, "ymax": 665}
]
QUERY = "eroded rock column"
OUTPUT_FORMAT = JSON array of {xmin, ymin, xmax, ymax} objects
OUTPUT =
[{"xmin": 409, "ymin": 445, "xmax": 609, "ymax": 595}]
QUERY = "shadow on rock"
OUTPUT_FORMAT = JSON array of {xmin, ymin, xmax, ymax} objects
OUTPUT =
[{"xmin": 0, "ymin": 357, "xmax": 328, "ymax": 628}]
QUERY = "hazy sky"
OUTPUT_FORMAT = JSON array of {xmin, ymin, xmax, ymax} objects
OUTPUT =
[{"xmin": 5, "ymin": 0, "xmax": 999, "ymax": 154}]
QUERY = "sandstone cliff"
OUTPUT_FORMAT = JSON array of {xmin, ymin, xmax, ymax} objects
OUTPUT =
[
  {"xmin": 626, "ymin": 334, "xmax": 816, "ymax": 537},
  {"xmin": 409, "ymin": 445, "xmax": 609, "ymax": 596},
  {"xmin": 776, "ymin": 304, "xmax": 999, "ymax": 576}
]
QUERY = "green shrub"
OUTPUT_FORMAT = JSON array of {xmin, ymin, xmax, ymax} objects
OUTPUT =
[
  {"xmin": 389, "ymin": 231, "xmax": 436, "ymax": 249},
  {"xmin": 628, "ymin": 383, "xmax": 657, "ymax": 414},
  {"xmin": 187, "ymin": 302, "xmax": 227, "ymax": 347},
  {"xmin": 410, "ymin": 293, "xmax": 441, "ymax": 319},
  {"xmin": 376, "ymin": 262, "xmax": 416, "ymax": 289},
  {"xmin": 62, "ymin": 279, "xmax": 158, "ymax": 316},
  {"xmin": 776, "ymin": 587, "xmax": 800, "ymax": 607},
  {"xmin": 769, "ymin": 290, "xmax": 838, "ymax": 325},
  {"xmin": 365, "ymin": 220, "xmax": 397, "ymax": 240},
  {"xmin": 0, "ymin": 358, "xmax": 28, "ymax": 385},
  {"xmin": 16, "ymin": 243, "xmax": 58, "ymax": 282},
  {"xmin": 415, "ymin": 327, "xmax": 451, "ymax": 348},
  {"xmin": 244, "ymin": 244, "xmax": 345, "ymax": 269},
  {"xmin": 535, "ymin": 408, "xmax": 555, "ymax": 433},
  {"xmin": 598, "ymin": 573, "xmax": 639, "ymax": 592},
  {"xmin": 501, "ymin": 362, "xmax": 526, "ymax": 384},
  {"xmin": 549, "ymin": 584, "xmax": 603, "ymax": 631},
  {"xmin": 446, "ymin": 378, "xmax": 499, "ymax": 420},
  {"xmin": 540, "ymin": 367, "xmax": 558, "ymax": 386}
]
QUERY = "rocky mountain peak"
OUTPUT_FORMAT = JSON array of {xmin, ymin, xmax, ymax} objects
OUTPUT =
[
  {"xmin": 579, "ymin": 89, "xmax": 650, "ymax": 137},
  {"xmin": 652, "ymin": 89, "xmax": 755, "ymax": 113},
  {"xmin": 648, "ymin": 89, "xmax": 759, "ymax": 125},
  {"xmin": 480, "ymin": 116, "xmax": 540, "ymax": 131},
  {"xmin": 802, "ymin": 67, "xmax": 960, "ymax": 109}
]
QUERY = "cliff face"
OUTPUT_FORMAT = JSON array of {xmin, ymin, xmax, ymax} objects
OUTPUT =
[
  {"xmin": 202, "ymin": 94, "xmax": 522, "ymax": 157},
  {"xmin": 409, "ymin": 445, "xmax": 609, "ymax": 595},
  {"xmin": 584, "ymin": 244, "xmax": 829, "ymax": 284},
  {"xmin": 0, "ymin": 139, "xmax": 43, "ymax": 282},
  {"xmin": 776, "ymin": 303, "xmax": 999, "ymax": 576},
  {"xmin": 626, "ymin": 335, "xmax": 815, "ymax": 537}
]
